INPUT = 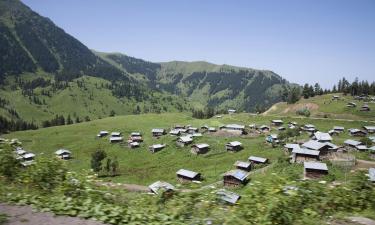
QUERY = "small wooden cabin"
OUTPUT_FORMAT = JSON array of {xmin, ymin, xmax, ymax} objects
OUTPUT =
[
  {"xmin": 176, "ymin": 169, "xmax": 201, "ymax": 182},
  {"xmin": 97, "ymin": 130, "xmax": 109, "ymax": 137},
  {"xmin": 176, "ymin": 136, "xmax": 193, "ymax": 147},
  {"xmin": 248, "ymin": 156, "xmax": 268, "ymax": 164},
  {"xmin": 128, "ymin": 141, "xmax": 140, "ymax": 149},
  {"xmin": 364, "ymin": 126, "xmax": 375, "ymax": 134},
  {"xmin": 151, "ymin": 128, "xmax": 166, "ymax": 137},
  {"xmin": 225, "ymin": 141, "xmax": 243, "ymax": 152},
  {"xmin": 234, "ymin": 161, "xmax": 252, "ymax": 171},
  {"xmin": 191, "ymin": 143, "xmax": 210, "ymax": 154},
  {"xmin": 271, "ymin": 119, "xmax": 283, "ymax": 126},
  {"xmin": 216, "ymin": 189, "xmax": 241, "ymax": 204},
  {"xmin": 55, "ymin": 149, "xmax": 71, "ymax": 160},
  {"xmin": 149, "ymin": 181, "xmax": 175, "ymax": 194},
  {"xmin": 349, "ymin": 128, "xmax": 367, "ymax": 137},
  {"xmin": 149, "ymin": 144, "xmax": 166, "ymax": 153},
  {"xmin": 223, "ymin": 170, "xmax": 249, "ymax": 187},
  {"xmin": 360, "ymin": 104, "xmax": 370, "ymax": 111},
  {"xmin": 129, "ymin": 132, "xmax": 143, "ymax": 142},
  {"xmin": 291, "ymin": 148, "xmax": 320, "ymax": 163},
  {"xmin": 259, "ymin": 125, "xmax": 270, "ymax": 133},
  {"xmin": 346, "ymin": 102, "xmax": 357, "ymax": 108},
  {"xmin": 220, "ymin": 124, "xmax": 245, "ymax": 134},
  {"xmin": 304, "ymin": 162, "xmax": 328, "ymax": 179}
]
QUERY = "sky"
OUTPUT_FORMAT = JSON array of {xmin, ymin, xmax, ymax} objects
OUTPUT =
[{"xmin": 22, "ymin": 0, "xmax": 375, "ymax": 88}]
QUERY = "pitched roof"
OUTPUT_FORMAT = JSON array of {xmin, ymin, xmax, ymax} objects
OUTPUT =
[
  {"xmin": 150, "ymin": 144, "xmax": 165, "ymax": 149},
  {"xmin": 111, "ymin": 132, "xmax": 121, "ymax": 136},
  {"xmin": 304, "ymin": 161, "xmax": 328, "ymax": 171},
  {"xmin": 333, "ymin": 126, "xmax": 344, "ymax": 131},
  {"xmin": 314, "ymin": 131, "xmax": 332, "ymax": 141},
  {"xmin": 176, "ymin": 169, "xmax": 199, "ymax": 178},
  {"xmin": 304, "ymin": 124, "xmax": 316, "ymax": 129},
  {"xmin": 224, "ymin": 124, "xmax": 245, "ymax": 129},
  {"xmin": 217, "ymin": 189, "xmax": 240, "ymax": 204},
  {"xmin": 284, "ymin": 143, "xmax": 300, "ymax": 150},
  {"xmin": 344, "ymin": 139, "xmax": 362, "ymax": 146},
  {"xmin": 356, "ymin": 145, "xmax": 368, "ymax": 150},
  {"xmin": 302, "ymin": 140, "xmax": 325, "ymax": 150},
  {"xmin": 193, "ymin": 143, "xmax": 209, "ymax": 149},
  {"xmin": 227, "ymin": 141, "xmax": 242, "ymax": 147},
  {"xmin": 152, "ymin": 128, "xmax": 165, "ymax": 133},
  {"xmin": 224, "ymin": 170, "xmax": 249, "ymax": 181},
  {"xmin": 131, "ymin": 132, "xmax": 141, "ymax": 136},
  {"xmin": 292, "ymin": 148, "xmax": 320, "ymax": 156},
  {"xmin": 248, "ymin": 156, "xmax": 268, "ymax": 163},
  {"xmin": 271, "ymin": 119, "xmax": 283, "ymax": 123},
  {"xmin": 234, "ymin": 161, "xmax": 251, "ymax": 168},
  {"xmin": 169, "ymin": 129, "xmax": 181, "ymax": 135},
  {"xmin": 259, "ymin": 125, "xmax": 270, "ymax": 129},
  {"xmin": 364, "ymin": 126, "xmax": 375, "ymax": 131},
  {"xmin": 178, "ymin": 136, "xmax": 193, "ymax": 143},
  {"xmin": 149, "ymin": 181, "xmax": 175, "ymax": 194},
  {"xmin": 55, "ymin": 149, "xmax": 71, "ymax": 155},
  {"xmin": 109, "ymin": 136, "xmax": 123, "ymax": 141},
  {"xmin": 99, "ymin": 130, "xmax": 109, "ymax": 134},
  {"xmin": 23, "ymin": 153, "xmax": 35, "ymax": 159}
]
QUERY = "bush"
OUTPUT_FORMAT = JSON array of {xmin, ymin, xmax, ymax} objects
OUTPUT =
[
  {"xmin": 20, "ymin": 157, "xmax": 67, "ymax": 191},
  {"xmin": 296, "ymin": 108, "xmax": 310, "ymax": 117},
  {"xmin": 0, "ymin": 146, "xmax": 21, "ymax": 181}
]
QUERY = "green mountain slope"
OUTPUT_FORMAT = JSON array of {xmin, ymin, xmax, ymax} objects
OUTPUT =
[{"xmin": 99, "ymin": 53, "xmax": 297, "ymax": 112}]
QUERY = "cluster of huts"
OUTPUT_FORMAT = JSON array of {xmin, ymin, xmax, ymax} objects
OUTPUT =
[{"xmin": 331, "ymin": 94, "xmax": 372, "ymax": 111}]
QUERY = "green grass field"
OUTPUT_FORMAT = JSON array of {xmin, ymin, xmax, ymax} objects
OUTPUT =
[
  {"xmin": 2, "ymin": 112, "xmax": 374, "ymax": 187},
  {"xmin": 265, "ymin": 93, "xmax": 375, "ymax": 120}
]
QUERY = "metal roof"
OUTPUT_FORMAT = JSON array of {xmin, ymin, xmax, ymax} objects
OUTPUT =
[
  {"xmin": 178, "ymin": 136, "xmax": 193, "ymax": 143},
  {"xmin": 217, "ymin": 189, "xmax": 240, "ymax": 204},
  {"xmin": 333, "ymin": 126, "xmax": 344, "ymax": 131},
  {"xmin": 344, "ymin": 139, "xmax": 362, "ymax": 146},
  {"xmin": 55, "ymin": 149, "xmax": 71, "ymax": 155},
  {"xmin": 227, "ymin": 141, "xmax": 242, "ymax": 147},
  {"xmin": 224, "ymin": 124, "xmax": 245, "ymax": 129},
  {"xmin": 193, "ymin": 143, "xmax": 209, "ymax": 149},
  {"xmin": 349, "ymin": 128, "xmax": 366, "ymax": 134},
  {"xmin": 152, "ymin": 128, "xmax": 165, "ymax": 133},
  {"xmin": 248, "ymin": 156, "xmax": 267, "ymax": 163},
  {"xmin": 224, "ymin": 169, "xmax": 248, "ymax": 181},
  {"xmin": 23, "ymin": 153, "xmax": 35, "ymax": 159},
  {"xmin": 259, "ymin": 125, "xmax": 270, "ymax": 129},
  {"xmin": 15, "ymin": 149, "xmax": 27, "ymax": 155},
  {"xmin": 176, "ymin": 169, "xmax": 199, "ymax": 178},
  {"xmin": 326, "ymin": 142, "xmax": 339, "ymax": 150},
  {"xmin": 169, "ymin": 129, "xmax": 181, "ymax": 135},
  {"xmin": 302, "ymin": 140, "xmax": 325, "ymax": 150},
  {"xmin": 369, "ymin": 168, "xmax": 375, "ymax": 182},
  {"xmin": 364, "ymin": 126, "xmax": 375, "ymax": 131},
  {"xmin": 304, "ymin": 124, "xmax": 315, "ymax": 128},
  {"xmin": 292, "ymin": 148, "xmax": 320, "ymax": 156},
  {"xmin": 234, "ymin": 161, "xmax": 251, "ymax": 168},
  {"xmin": 150, "ymin": 144, "xmax": 166, "ymax": 149},
  {"xmin": 109, "ymin": 136, "xmax": 123, "ymax": 141},
  {"xmin": 99, "ymin": 131, "xmax": 109, "ymax": 134},
  {"xmin": 284, "ymin": 143, "xmax": 300, "ymax": 150},
  {"xmin": 131, "ymin": 132, "xmax": 141, "ymax": 136},
  {"xmin": 304, "ymin": 161, "xmax": 328, "ymax": 171},
  {"xmin": 129, "ymin": 142, "xmax": 140, "ymax": 146},
  {"xmin": 191, "ymin": 133, "xmax": 202, "ymax": 137},
  {"xmin": 111, "ymin": 132, "xmax": 121, "ymax": 136},
  {"xmin": 149, "ymin": 181, "xmax": 175, "ymax": 194},
  {"xmin": 356, "ymin": 145, "xmax": 368, "ymax": 150},
  {"xmin": 271, "ymin": 119, "xmax": 283, "ymax": 123},
  {"xmin": 314, "ymin": 132, "xmax": 332, "ymax": 141}
]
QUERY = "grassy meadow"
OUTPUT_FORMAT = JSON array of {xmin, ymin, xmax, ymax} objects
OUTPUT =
[
  {"xmin": 265, "ymin": 93, "xmax": 375, "ymax": 120},
  {"xmin": 2, "ymin": 112, "xmax": 374, "ymax": 187}
]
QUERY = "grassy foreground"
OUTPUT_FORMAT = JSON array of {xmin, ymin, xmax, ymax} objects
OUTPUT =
[{"xmin": 2, "ymin": 112, "xmax": 374, "ymax": 186}]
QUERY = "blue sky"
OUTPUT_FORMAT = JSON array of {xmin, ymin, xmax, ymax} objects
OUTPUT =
[{"xmin": 22, "ymin": 0, "xmax": 375, "ymax": 88}]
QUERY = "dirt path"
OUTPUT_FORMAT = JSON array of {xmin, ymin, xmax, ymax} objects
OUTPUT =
[
  {"xmin": 0, "ymin": 203, "xmax": 107, "ymax": 225},
  {"xmin": 96, "ymin": 182, "xmax": 149, "ymax": 192}
]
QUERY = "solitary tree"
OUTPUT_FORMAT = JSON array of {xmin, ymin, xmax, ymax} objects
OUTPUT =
[{"xmin": 90, "ymin": 149, "xmax": 107, "ymax": 173}]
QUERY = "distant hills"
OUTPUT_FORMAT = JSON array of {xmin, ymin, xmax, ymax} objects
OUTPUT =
[{"xmin": 0, "ymin": 0, "xmax": 297, "ymax": 125}]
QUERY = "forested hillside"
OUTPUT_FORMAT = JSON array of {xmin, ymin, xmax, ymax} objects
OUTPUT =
[{"xmin": 99, "ymin": 53, "xmax": 298, "ymax": 112}]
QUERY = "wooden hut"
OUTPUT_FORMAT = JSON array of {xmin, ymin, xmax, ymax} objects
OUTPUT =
[
  {"xmin": 176, "ymin": 136, "xmax": 193, "ymax": 147},
  {"xmin": 191, "ymin": 143, "xmax": 210, "ymax": 154},
  {"xmin": 149, "ymin": 144, "xmax": 166, "ymax": 153},
  {"xmin": 176, "ymin": 169, "xmax": 201, "ymax": 182},
  {"xmin": 151, "ymin": 128, "xmax": 165, "ymax": 137},
  {"xmin": 291, "ymin": 148, "xmax": 320, "ymax": 163},
  {"xmin": 248, "ymin": 156, "xmax": 268, "ymax": 164},
  {"xmin": 234, "ymin": 161, "xmax": 252, "ymax": 171},
  {"xmin": 304, "ymin": 162, "xmax": 328, "ymax": 179},
  {"xmin": 225, "ymin": 141, "xmax": 243, "ymax": 152},
  {"xmin": 223, "ymin": 170, "xmax": 249, "ymax": 187}
]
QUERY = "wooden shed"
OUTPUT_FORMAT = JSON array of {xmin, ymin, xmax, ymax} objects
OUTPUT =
[
  {"xmin": 151, "ymin": 128, "xmax": 165, "ymax": 137},
  {"xmin": 304, "ymin": 162, "xmax": 328, "ymax": 179},
  {"xmin": 225, "ymin": 141, "xmax": 243, "ymax": 152},
  {"xmin": 176, "ymin": 136, "xmax": 193, "ymax": 147},
  {"xmin": 234, "ymin": 161, "xmax": 252, "ymax": 171},
  {"xmin": 223, "ymin": 170, "xmax": 249, "ymax": 187},
  {"xmin": 149, "ymin": 144, "xmax": 166, "ymax": 153},
  {"xmin": 176, "ymin": 169, "xmax": 201, "ymax": 182},
  {"xmin": 291, "ymin": 148, "xmax": 320, "ymax": 163},
  {"xmin": 248, "ymin": 156, "xmax": 268, "ymax": 164},
  {"xmin": 191, "ymin": 143, "xmax": 210, "ymax": 154}
]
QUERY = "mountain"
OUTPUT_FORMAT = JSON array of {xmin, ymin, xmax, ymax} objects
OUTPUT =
[
  {"xmin": 0, "ymin": 0, "xmax": 297, "ymax": 128},
  {"xmin": 99, "ymin": 52, "xmax": 296, "ymax": 112}
]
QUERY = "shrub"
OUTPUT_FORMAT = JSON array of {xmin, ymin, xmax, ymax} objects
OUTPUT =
[
  {"xmin": 0, "ymin": 146, "xmax": 21, "ymax": 181},
  {"xmin": 296, "ymin": 108, "xmax": 310, "ymax": 117},
  {"xmin": 20, "ymin": 157, "xmax": 67, "ymax": 191}
]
